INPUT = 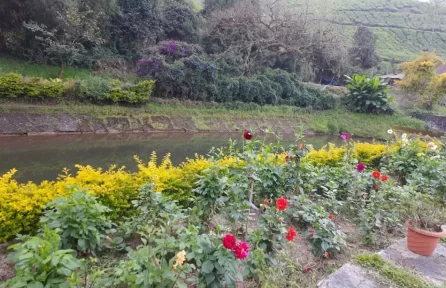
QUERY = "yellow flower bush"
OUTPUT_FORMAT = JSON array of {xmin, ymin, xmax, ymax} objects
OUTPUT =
[
  {"xmin": 304, "ymin": 143, "xmax": 345, "ymax": 166},
  {"xmin": 352, "ymin": 142, "xmax": 387, "ymax": 167},
  {"xmin": 0, "ymin": 169, "xmax": 66, "ymax": 242},
  {"xmin": 304, "ymin": 142, "xmax": 387, "ymax": 167}
]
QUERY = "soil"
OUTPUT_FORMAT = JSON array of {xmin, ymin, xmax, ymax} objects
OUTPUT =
[{"xmin": 0, "ymin": 243, "xmax": 15, "ymax": 282}]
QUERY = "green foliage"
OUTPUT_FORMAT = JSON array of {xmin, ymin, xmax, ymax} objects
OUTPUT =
[
  {"xmin": 40, "ymin": 189, "xmax": 114, "ymax": 255},
  {"xmin": 381, "ymin": 137, "xmax": 425, "ymax": 184},
  {"xmin": 106, "ymin": 80, "xmax": 155, "ymax": 103},
  {"xmin": 122, "ymin": 184, "xmax": 188, "ymax": 239},
  {"xmin": 288, "ymin": 195, "xmax": 347, "ymax": 256},
  {"xmin": 345, "ymin": 74, "xmax": 393, "ymax": 114},
  {"xmin": 0, "ymin": 73, "xmax": 65, "ymax": 98},
  {"xmin": 195, "ymin": 234, "xmax": 243, "ymax": 287},
  {"xmin": 194, "ymin": 164, "xmax": 230, "ymax": 221},
  {"xmin": 0, "ymin": 226, "xmax": 82, "ymax": 288},
  {"xmin": 354, "ymin": 254, "xmax": 432, "ymax": 288},
  {"xmin": 0, "ymin": 73, "xmax": 24, "ymax": 98}
]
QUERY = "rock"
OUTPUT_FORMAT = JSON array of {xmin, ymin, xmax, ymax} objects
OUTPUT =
[
  {"xmin": 379, "ymin": 239, "xmax": 446, "ymax": 286},
  {"xmin": 317, "ymin": 263, "xmax": 388, "ymax": 288}
]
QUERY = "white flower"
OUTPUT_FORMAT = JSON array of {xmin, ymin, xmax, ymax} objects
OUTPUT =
[
  {"xmin": 401, "ymin": 133, "xmax": 408, "ymax": 144},
  {"xmin": 387, "ymin": 129, "xmax": 393, "ymax": 135},
  {"xmin": 427, "ymin": 142, "xmax": 438, "ymax": 151}
]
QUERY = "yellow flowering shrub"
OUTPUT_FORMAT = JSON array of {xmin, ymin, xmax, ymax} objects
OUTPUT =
[
  {"xmin": 304, "ymin": 142, "xmax": 388, "ymax": 167},
  {"xmin": 134, "ymin": 152, "xmax": 211, "ymax": 202},
  {"xmin": 54, "ymin": 165, "xmax": 139, "ymax": 219},
  {"xmin": 352, "ymin": 142, "xmax": 387, "ymax": 167},
  {"xmin": 0, "ymin": 169, "xmax": 65, "ymax": 242},
  {"xmin": 304, "ymin": 143, "xmax": 345, "ymax": 166}
]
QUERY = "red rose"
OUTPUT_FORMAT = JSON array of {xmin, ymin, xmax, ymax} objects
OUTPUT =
[
  {"xmin": 381, "ymin": 175, "xmax": 389, "ymax": 182},
  {"xmin": 263, "ymin": 200, "xmax": 270, "ymax": 206},
  {"xmin": 222, "ymin": 234, "xmax": 237, "ymax": 250},
  {"xmin": 372, "ymin": 171, "xmax": 381, "ymax": 179},
  {"xmin": 328, "ymin": 214, "xmax": 335, "ymax": 221},
  {"xmin": 243, "ymin": 130, "xmax": 253, "ymax": 140},
  {"xmin": 276, "ymin": 197, "xmax": 288, "ymax": 211},
  {"xmin": 286, "ymin": 227, "xmax": 297, "ymax": 241}
]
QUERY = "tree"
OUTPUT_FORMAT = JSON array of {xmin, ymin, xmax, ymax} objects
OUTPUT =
[
  {"xmin": 23, "ymin": 1, "xmax": 109, "ymax": 78},
  {"xmin": 397, "ymin": 52, "xmax": 446, "ymax": 110},
  {"xmin": 202, "ymin": 0, "xmax": 349, "ymax": 81},
  {"xmin": 349, "ymin": 26, "xmax": 379, "ymax": 69}
]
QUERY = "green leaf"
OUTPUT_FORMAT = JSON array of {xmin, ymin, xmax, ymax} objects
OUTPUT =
[
  {"xmin": 205, "ymin": 273, "xmax": 216, "ymax": 284},
  {"xmin": 201, "ymin": 260, "xmax": 214, "ymax": 274}
]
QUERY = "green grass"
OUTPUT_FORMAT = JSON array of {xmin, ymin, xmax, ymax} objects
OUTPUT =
[
  {"xmin": 354, "ymin": 254, "xmax": 433, "ymax": 288},
  {"xmin": 0, "ymin": 56, "xmax": 93, "ymax": 80},
  {"xmin": 0, "ymin": 101, "xmax": 426, "ymax": 139}
]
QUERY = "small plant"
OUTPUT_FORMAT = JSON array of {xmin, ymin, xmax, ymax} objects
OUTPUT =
[
  {"xmin": 40, "ymin": 189, "xmax": 114, "ymax": 255},
  {"xmin": 0, "ymin": 226, "xmax": 82, "ymax": 288},
  {"xmin": 122, "ymin": 184, "xmax": 188, "ymax": 239},
  {"xmin": 345, "ymin": 74, "xmax": 393, "ymax": 114},
  {"xmin": 289, "ymin": 195, "xmax": 346, "ymax": 256}
]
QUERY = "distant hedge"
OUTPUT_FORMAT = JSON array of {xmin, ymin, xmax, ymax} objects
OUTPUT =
[
  {"xmin": 136, "ymin": 41, "xmax": 337, "ymax": 110},
  {"xmin": 0, "ymin": 73, "xmax": 155, "ymax": 104}
]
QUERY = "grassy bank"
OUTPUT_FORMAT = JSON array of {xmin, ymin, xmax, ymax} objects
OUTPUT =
[
  {"xmin": 0, "ymin": 101, "xmax": 426, "ymax": 139},
  {"xmin": 0, "ymin": 56, "xmax": 93, "ymax": 80}
]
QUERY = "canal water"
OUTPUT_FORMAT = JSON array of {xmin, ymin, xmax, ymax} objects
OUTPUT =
[{"xmin": 0, "ymin": 133, "xmax": 343, "ymax": 183}]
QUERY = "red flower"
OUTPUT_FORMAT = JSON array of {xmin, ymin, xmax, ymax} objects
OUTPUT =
[
  {"xmin": 372, "ymin": 171, "xmax": 381, "ymax": 179},
  {"xmin": 222, "ymin": 234, "xmax": 237, "ymax": 250},
  {"xmin": 360, "ymin": 193, "xmax": 365, "ymax": 199},
  {"xmin": 243, "ymin": 130, "xmax": 253, "ymax": 140},
  {"xmin": 234, "ymin": 242, "xmax": 249, "ymax": 259},
  {"xmin": 381, "ymin": 175, "xmax": 389, "ymax": 182},
  {"xmin": 263, "ymin": 200, "xmax": 270, "ymax": 206},
  {"xmin": 297, "ymin": 141, "xmax": 305, "ymax": 151},
  {"xmin": 286, "ymin": 227, "xmax": 297, "ymax": 241},
  {"xmin": 356, "ymin": 162, "xmax": 365, "ymax": 172},
  {"xmin": 328, "ymin": 214, "xmax": 335, "ymax": 221},
  {"xmin": 285, "ymin": 155, "xmax": 289, "ymax": 162},
  {"xmin": 324, "ymin": 251, "xmax": 330, "ymax": 258},
  {"xmin": 276, "ymin": 197, "xmax": 288, "ymax": 211}
]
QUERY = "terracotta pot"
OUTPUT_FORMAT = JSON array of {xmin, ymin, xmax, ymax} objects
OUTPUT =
[{"xmin": 406, "ymin": 221, "xmax": 446, "ymax": 256}]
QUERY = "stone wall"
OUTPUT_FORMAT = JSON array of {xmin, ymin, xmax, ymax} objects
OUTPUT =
[
  {"xmin": 0, "ymin": 113, "xmax": 305, "ymax": 135},
  {"xmin": 412, "ymin": 112, "xmax": 446, "ymax": 132}
]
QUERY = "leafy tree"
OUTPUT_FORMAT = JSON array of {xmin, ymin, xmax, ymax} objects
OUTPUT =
[
  {"xmin": 349, "ymin": 26, "xmax": 379, "ymax": 69},
  {"xmin": 23, "ymin": 1, "xmax": 109, "ymax": 78},
  {"xmin": 397, "ymin": 52, "xmax": 446, "ymax": 110}
]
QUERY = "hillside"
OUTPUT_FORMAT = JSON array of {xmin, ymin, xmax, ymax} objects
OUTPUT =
[{"xmin": 294, "ymin": 0, "xmax": 446, "ymax": 68}]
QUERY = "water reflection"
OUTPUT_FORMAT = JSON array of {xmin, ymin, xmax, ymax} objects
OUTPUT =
[{"xmin": 0, "ymin": 133, "xmax": 343, "ymax": 183}]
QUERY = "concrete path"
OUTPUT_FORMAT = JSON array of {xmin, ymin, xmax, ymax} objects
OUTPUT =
[{"xmin": 318, "ymin": 239, "xmax": 446, "ymax": 288}]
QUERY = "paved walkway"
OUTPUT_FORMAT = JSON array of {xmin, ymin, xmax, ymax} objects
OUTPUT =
[{"xmin": 318, "ymin": 239, "xmax": 446, "ymax": 288}]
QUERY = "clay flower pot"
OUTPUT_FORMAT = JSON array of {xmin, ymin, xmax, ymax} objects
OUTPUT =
[{"xmin": 406, "ymin": 221, "xmax": 446, "ymax": 256}]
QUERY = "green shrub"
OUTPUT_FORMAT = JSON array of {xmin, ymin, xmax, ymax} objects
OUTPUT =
[
  {"xmin": 0, "ymin": 73, "xmax": 65, "ymax": 98},
  {"xmin": 0, "ymin": 73, "xmax": 25, "ymax": 98},
  {"xmin": 40, "ymin": 189, "xmax": 114, "ymax": 255},
  {"xmin": 345, "ymin": 74, "xmax": 393, "ymax": 114},
  {"xmin": 0, "ymin": 226, "xmax": 82, "ymax": 288},
  {"xmin": 106, "ymin": 80, "xmax": 155, "ymax": 103},
  {"xmin": 25, "ymin": 77, "xmax": 65, "ymax": 98}
]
